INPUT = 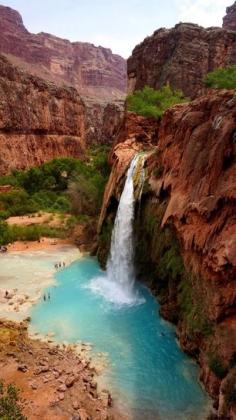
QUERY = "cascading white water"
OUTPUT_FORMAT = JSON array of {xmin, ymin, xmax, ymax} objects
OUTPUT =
[
  {"xmin": 106, "ymin": 156, "xmax": 138, "ymax": 295},
  {"xmin": 88, "ymin": 154, "xmax": 146, "ymax": 305}
]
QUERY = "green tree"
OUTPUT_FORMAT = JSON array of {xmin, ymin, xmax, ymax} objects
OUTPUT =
[
  {"xmin": 0, "ymin": 381, "xmax": 26, "ymax": 420},
  {"xmin": 204, "ymin": 66, "xmax": 236, "ymax": 89},
  {"xmin": 127, "ymin": 85, "xmax": 187, "ymax": 119}
]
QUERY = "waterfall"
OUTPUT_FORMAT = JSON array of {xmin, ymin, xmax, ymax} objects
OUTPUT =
[
  {"xmin": 106, "ymin": 155, "xmax": 139, "ymax": 295},
  {"xmin": 89, "ymin": 154, "xmax": 146, "ymax": 305}
]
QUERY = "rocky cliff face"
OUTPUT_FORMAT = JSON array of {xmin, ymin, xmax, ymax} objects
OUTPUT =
[
  {"xmin": 0, "ymin": 5, "xmax": 127, "ymax": 101},
  {"xmin": 98, "ymin": 91, "xmax": 236, "ymax": 418},
  {"xmin": 0, "ymin": 5, "xmax": 126, "ymax": 173},
  {"xmin": 223, "ymin": 2, "xmax": 236, "ymax": 31},
  {"xmin": 127, "ymin": 23, "xmax": 236, "ymax": 99},
  {"xmin": 0, "ymin": 54, "xmax": 87, "ymax": 174}
]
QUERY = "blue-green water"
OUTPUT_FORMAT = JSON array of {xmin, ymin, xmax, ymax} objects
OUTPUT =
[{"xmin": 30, "ymin": 257, "xmax": 210, "ymax": 419}]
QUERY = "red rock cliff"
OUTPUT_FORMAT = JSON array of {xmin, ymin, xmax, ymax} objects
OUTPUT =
[
  {"xmin": 127, "ymin": 23, "xmax": 236, "ymax": 99},
  {"xmin": 223, "ymin": 1, "xmax": 236, "ymax": 31},
  {"xmin": 98, "ymin": 91, "xmax": 236, "ymax": 418},
  {"xmin": 0, "ymin": 5, "xmax": 127, "ymax": 102},
  {"xmin": 0, "ymin": 54, "xmax": 87, "ymax": 174},
  {"xmin": 0, "ymin": 5, "xmax": 126, "ymax": 174}
]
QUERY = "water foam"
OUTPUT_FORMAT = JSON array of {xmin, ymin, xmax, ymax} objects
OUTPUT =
[{"xmin": 88, "ymin": 275, "xmax": 144, "ymax": 306}]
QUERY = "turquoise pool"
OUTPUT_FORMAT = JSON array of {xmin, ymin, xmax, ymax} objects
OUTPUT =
[{"xmin": 30, "ymin": 257, "xmax": 210, "ymax": 420}]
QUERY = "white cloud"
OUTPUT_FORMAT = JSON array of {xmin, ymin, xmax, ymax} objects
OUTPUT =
[{"xmin": 176, "ymin": 0, "xmax": 229, "ymax": 27}]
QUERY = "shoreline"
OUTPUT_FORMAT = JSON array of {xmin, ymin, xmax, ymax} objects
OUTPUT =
[
  {"xmin": 0, "ymin": 318, "xmax": 115, "ymax": 419},
  {"xmin": 0, "ymin": 240, "xmax": 81, "ymax": 322},
  {"xmin": 0, "ymin": 242, "xmax": 125, "ymax": 419}
]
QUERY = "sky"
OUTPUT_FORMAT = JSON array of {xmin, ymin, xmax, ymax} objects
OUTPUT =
[{"xmin": 0, "ymin": 0, "xmax": 231, "ymax": 58}]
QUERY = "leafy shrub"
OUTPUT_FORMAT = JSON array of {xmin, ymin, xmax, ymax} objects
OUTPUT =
[
  {"xmin": 0, "ymin": 380, "xmax": 26, "ymax": 420},
  {"xmin": 0, "ymin": 190, "xmax": 39, "ymax": 216},
  {"xmin": 204, "ymin": 66, "xmax": 236, "ymax": 89},
  {"xmin": 127, "ymin": 85, "xmax": 187, "ymax": 119},
  {"xmin": 0, "ymin": 210, "xmax": 10, "ymax": 220},
  {"xmin": 0, "ymin": 222, "xmax": 65, "ymax": 245},
  {"xmin": 0, "ymin": 222, "xmax": 10, "ymax": 245},
  {"xmin": 0, "ymin": 146, "xmax": 111, "ymax": 244}
]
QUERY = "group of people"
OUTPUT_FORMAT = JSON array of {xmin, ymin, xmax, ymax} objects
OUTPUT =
[
  {"xmin": 54, "ymin": 261, "xmax": 66, "ymax": 269},
  {"xmin": 43, "ymin": 292, "xmax": 51, "ymax": 302}
]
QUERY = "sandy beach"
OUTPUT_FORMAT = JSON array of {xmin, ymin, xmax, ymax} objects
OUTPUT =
[{"xmin": 0, "ymin": 240, "xmax": 81, "ymax": 322}]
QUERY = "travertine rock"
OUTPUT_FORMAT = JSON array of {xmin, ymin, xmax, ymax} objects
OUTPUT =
[
  {"xmin": 128, "ymin": 23, "xmax": 236, "ymax": 99},
  {"xmin": 98, "ymin": 91, "xmax": 236, "ymax": 417}
]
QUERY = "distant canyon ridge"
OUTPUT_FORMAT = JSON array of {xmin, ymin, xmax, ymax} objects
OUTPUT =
[
  {"xmin": 0, "ymin": 3, "xmax": 236, "ymax": 173},
  {"xmin": 0, "ymin": 5, "xmax": 127, "ymax": 102}
]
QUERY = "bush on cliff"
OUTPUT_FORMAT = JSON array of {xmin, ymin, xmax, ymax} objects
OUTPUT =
[
  {"xmin": 127, "ymin": 85, "xmax": 187, "ymax": 119},
  {"xmin": 204, "ymin": 66, "xmax": 236, "ymax": 89},
  {"xmin": 0, "ymin": 380, "xmax": 26, "ymax": 420}
]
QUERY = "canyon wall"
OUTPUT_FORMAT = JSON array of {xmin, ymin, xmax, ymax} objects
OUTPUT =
[
  {"xmin": 223, "ymin": 1, "xmax": 236, "ymax": 31},
  {"xmin": 127, "ymin": 23, "xmax": 236, "ymax": 99},
  {"xmin": 98, "ymin": 91, "xmax": 236, "ymax": 418},
  {"xmin": 0, "ymin": 54, "xmax": 87, "ymax": 174},
  {"xmin": 0, "ymin": 5, "xmax": 126, "ymax": 101},
  {"xmin": 0, "ymin": 5, "xmax": 126, "ymax": 174}
]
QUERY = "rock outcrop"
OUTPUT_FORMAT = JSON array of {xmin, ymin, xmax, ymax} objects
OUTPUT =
[
  {"xmin": 0, "ymin": 54, "xmax": 86, "ymax": 174},
  {"xmin": 223, "ymin": 2, "xmax": 236, "ymax": 31},
  {"xmin": 0, "ymin": 5, "xmax": 127, "ymax": 101},
  {"xmin": 128, "ymin": 23, "xmax": 236, "ymax": 99},
  {"xmin": 98, "ymin": 91, "xmax": 236, "ymax": 418},
  {"xmin": 0, "ymin": 319, "xmax": 114, "ymax": 419}
]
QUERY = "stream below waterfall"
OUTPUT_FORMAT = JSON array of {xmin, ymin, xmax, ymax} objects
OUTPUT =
[
  {"xmin": 30, "ymin": 256, "xmax": 210, "ymax": 420},
  {"xmin": 30, "ymin": 155, "xmax": 210, "ymax": 419}
]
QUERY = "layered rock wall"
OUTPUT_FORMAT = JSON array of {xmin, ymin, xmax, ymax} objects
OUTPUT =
[
  {"xmin": 0, "ymin": 5, "xmax": 126, "ymax": 101},
  {"xmin": 0, "ymin": 55, "xmax": 86, "ymax": 174},
  {"xmin": 128, "ymin": 23, "xmax": 236, "ymax": 99}
]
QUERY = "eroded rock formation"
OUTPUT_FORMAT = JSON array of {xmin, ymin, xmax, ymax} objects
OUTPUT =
[
  {"xmin": 223, "ymin": 2, "xmax": 236, "ymax": 31},
  {"xmin": 98, "ymin": 91, "xmax": 236, "ymax": 418},
  {"xmin": 0, "ymin": 5, "xmax": 127, "ymax": 101},
  {"xmin": 128, "ymin": 23, "xmax": 236, "ymax": 99},
  {"xmin": 0, "ymin": 54, "xmax": 86, "ymax": 174}
]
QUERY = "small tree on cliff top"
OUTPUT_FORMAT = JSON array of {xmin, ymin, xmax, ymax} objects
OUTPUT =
[
  {"xmin": 204, "ymin": 66, "xmax": 236, "ymax": 89},
  {"xmin": 127, "ymin": 85, "xmax": 187, "ymax": 119}
]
